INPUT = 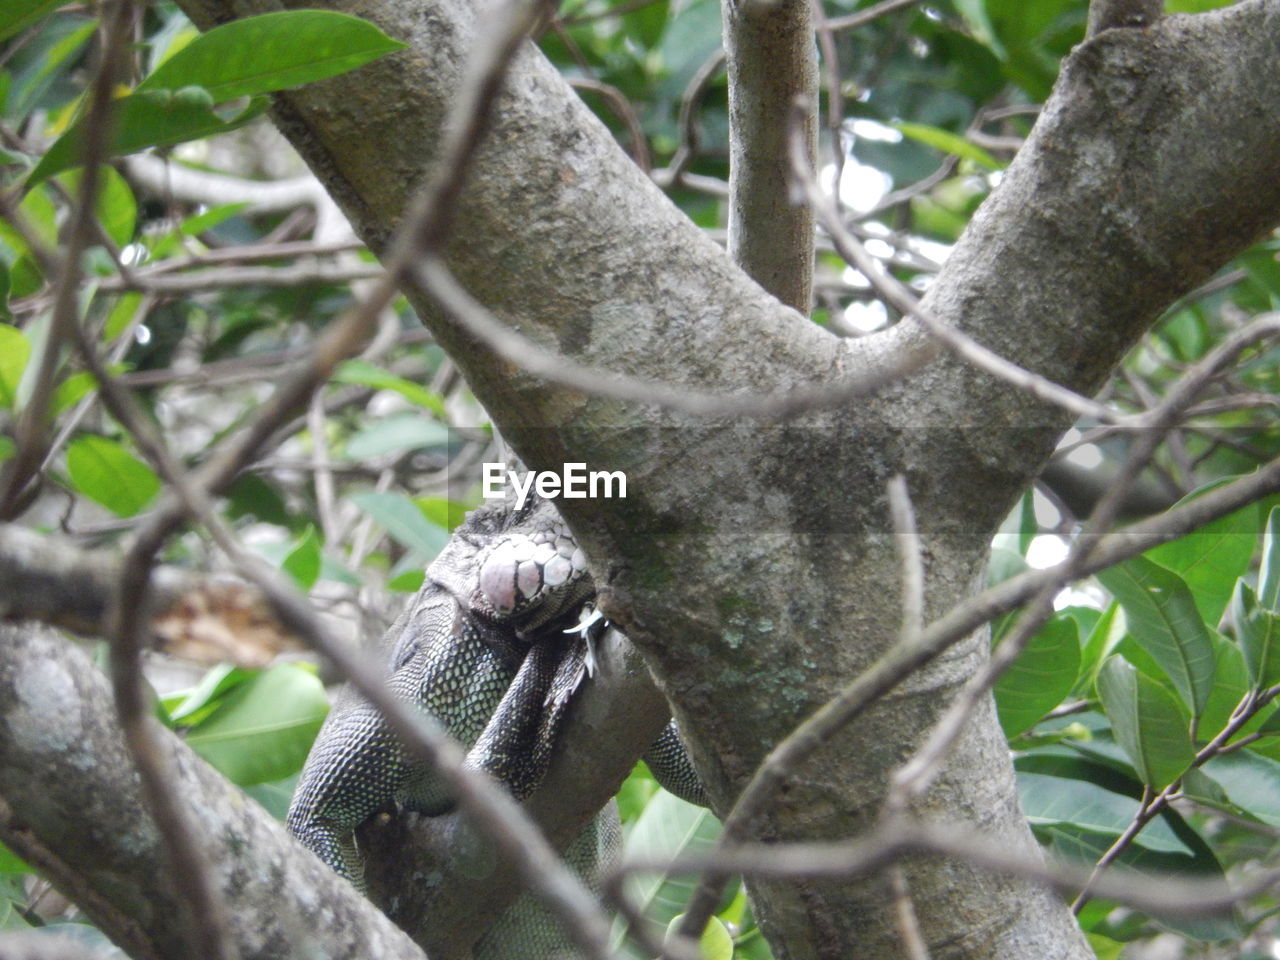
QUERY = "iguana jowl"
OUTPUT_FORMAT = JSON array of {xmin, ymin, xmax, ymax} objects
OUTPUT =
[{"xmin": 286, "ymin": 493, "xmax": 705, "ymax": 890}]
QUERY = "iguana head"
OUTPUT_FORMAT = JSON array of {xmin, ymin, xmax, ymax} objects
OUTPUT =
[
  {"xmin": 428, "ymin": 492, "xmax": 595, "ymax": 635},
  {"xmin": 477, "ymin": 524, "xmax": 589, "ymax": 623}
]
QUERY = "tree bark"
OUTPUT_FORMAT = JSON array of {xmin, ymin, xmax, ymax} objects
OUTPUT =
[
  {"xmin": 116, "ymin": 0, "xmax": 1280, "ymax": 956},
  {"xmin": 0, "ymin": 624, "xmax": 427, "ymax": 960},
  {"xmin": 721, "ymin": 0, "xmax": 818, "ymax": 313}
]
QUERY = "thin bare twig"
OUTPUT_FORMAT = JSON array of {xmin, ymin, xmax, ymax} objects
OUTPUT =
[
  {"xmin": 413, "ymin": 255, "xmax": 933, "ymax": 419},
  {"xmin": 618, "ymin": 820, "xmax": 1268, "ymax": 919},
  {"xmin": 811, "ymin": 0, "xmax": 846, "ymax": 191},
  {"xmin": 1072, "ymin": 678, "xmax": 1280, "ymax": 912},
  {"xmin": 96, "ymin": 261, "xmax": 384, "ymax": 293},
  {"xmin": 22, "ymin": 6, "xmax": 240, "ymax": 958},
  {"xmin": 97, "ymin": 1, "xmax": 615, "ymax": 954},
  {"xmin": 569, "ymin": 78, "xmax": 651, "ymax": 171},
  {"xmin": 308, "ymin": 391, "xmax": 339, "ymax": 543},
  {"xmin": 0, "ymin": 116, "xmax": 118, "ymax": 516},
  {"xmin": 889, "ymin": 865, "xmax": 931, "ymax": 960},
  {"xmin": 0, "ymin": 521, "xmax": 301, "ymax": 665},
  {"xmin": 888, "ymin": 475, "xmax": 924, "ymax": 643},
  {"xmin": 651, "ymin": 50, "xmax": 725, "ymax": 188},
  {"xmin": 5, "ymin": 0, "xmax": 618, "ymax": 953},
  {"xmin": 825, "ymin": 0, "xmax": 921, "ymax": 33},
  {"xmin": 559, "ymin": 0, "xmax": 664, "ymax": 26}
]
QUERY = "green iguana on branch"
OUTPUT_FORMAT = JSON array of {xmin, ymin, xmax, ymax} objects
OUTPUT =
[{"xmin": 287, "ymin": 492, "xmax": 706, "ymax": 949}]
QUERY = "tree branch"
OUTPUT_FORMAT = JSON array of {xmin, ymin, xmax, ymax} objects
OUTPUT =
[
  {"xmin": 0, "ymin": 522, "xmax": 303, "ymax": 667},
  {"xmin": 0, "ymin": 624, "xmax": 428, "ymax": 960},
  {"xmin": 721, "ymin": 0, "xmax": 817, "ymax": 312}
]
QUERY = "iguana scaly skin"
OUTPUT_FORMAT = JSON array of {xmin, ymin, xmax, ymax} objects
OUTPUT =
[{"xmin": 287, "ymin": 493, "xmax": 706, "ymax": 896}]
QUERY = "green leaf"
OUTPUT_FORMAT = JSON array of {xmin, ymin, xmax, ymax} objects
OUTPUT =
[
  {"xmin": 1085, "ymin": 933, "xmax": 1124, "ymax": 960},
  {"xmin": 147, "ymin": 202, "xmax": 251, "ymax": 258},
  {"xmin": 350, "ymin": 491, "xmax": 449, "ymax": 558},
  {"xmin": 319, "ymin": 554, "xmax": 361, "ymax": 587},
  {"xmin": 27, "ymin": 94, "xmax": 269, "ymax": 187},
  {"xmin": 57, "ymin": 165, "xmax": 137, "ymax": 248},
  {"xmin": 0, "ymin": 324, "xmax": 31, "ymax": 410},
  {"xmin": 893, "ymin": 121, "xmax": 1002, "ymax": 171},
  {"xmin": 50, "ymin": 364, "xmax": 126, "ymax": 416},
  {"xmin": 1202, "ymin": 748, "xmax": 1280, "ymax": 828},
  {"xmin": 8, "ymin": 19, "xmax": 98, "ymax": 122},
  {"xmin": 387, "ymin": 568, "xmax": 425, "ymax": 592},
  {"xmin": 415, "ymin": 495, "xmax": 474, "ymax": 532},
  {"xmin": 1046, "ymin": 824, "xmax": 1241, "ymax": 941},
  {"xmin": 1165, "ymin": 0, "xmax": 1237, "ymax": 10},
  {"xmin": 617, "ymin": 761, "xmax": 660, "ymax": 824},
  {"xmin": 51, "ymin": 370, "xmax": 96, "ymax": 416},
  {"xmin": 135, "ymin": 11, "xmax": 405, "ymax": 104},
  {"xmin": 282, "ymin": 525, "xmax": 322, "ymax": 590},
  {"xmin": 225, "ymin": 473, "xmax": 291, "ymax": 527},
  {"xmin": 1075, "ymin": 601, "xmax": 1122, "ymax": 696},
  {"xmin": 1260, "ymin": 506, "xmax": 1280, "ymax": 611},
  {"xmin": 1194, "ymin": 634, "xmax": 1257, "ymax": 741},
  {"xmin": 0, "ymin": 0, "xmax": 62, "ymax": 43},
  {"xmin": 1095, "ymin": 657, "xmax": 1195, "ymax": 790},
  {"xmin": 65, "ymin": 435, "xmax": 160, "ymax": 517},
  {"xmin": 1016, "ymin": 489, "xmax": 1036, "ymax": 556},
  {"xmin": 986, "ymin": 546, "xmax": 1028, "ymax": 586},
  {"xmin": 621, "ymin": 0, "xmax": 670, "ymax": 49},
  {"xmin": 994, "ymin": 616, "xmax": 1080, "ymax": 738},
  {"xmin": 952, "ymin": 0, "xmax": 1001, "ymax": 55},
  {"xmin": 185, "ymin": 663, "xmax": 329, "ymax": 786},
  {"xmin": 611, "ymin": 791, "xmax": 724, "ymax": 959},
  {"xmin": 0, "ymin": 436, "xmax": 14, "ymax": 465},
  {"xmin": 1145, "ymin": 486, "xmax": 1257, "ymax": 624},
  {"xmin": 344, "ymin": 413, "xmax": 450, "ymax": 459},
  {"xmin": 243, "ymin": 773, "xmax": 299, "ymax": 820},
  {"xmin": 165, "ymin": 662, "xmax": 251, "ymax": 725},
  {"xmin": 665, "ymin": 914, "xmax": 733, "ymax": 960},
  {"xmin": 1097, "ymin": 556, "xmax": 1216, "ymax": 718},
  {"xmin": 333, "ymin": 358, "xmax": 446, "ymax": 414},
  {"xmin": 1017, "ymin": 769, "xmax": 1190, "ymax": 854},
  {"xmin": 1229, "ymin": 581, "xmax": 1280, "ymax": 688},
  {"xmin": 0, "ymin": 185, "xmax": 57, "ymax": 296},
  {"xmin": 0, "ymin": 841, "xmax": 29, "ymax": 875},
  {"xmin": 103, "ymin": 291, "xmax": 145, "ymax": 340}
]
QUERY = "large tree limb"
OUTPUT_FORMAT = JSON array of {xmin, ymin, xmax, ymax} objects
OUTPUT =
[{"xmin": 0, "ymin": 624, "xmax": 426, "ymax": 960}]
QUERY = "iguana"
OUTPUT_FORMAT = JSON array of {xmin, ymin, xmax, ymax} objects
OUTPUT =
[{"xmin": 286, "ymin": 492, "xmax": 705, "ymax": 947}]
